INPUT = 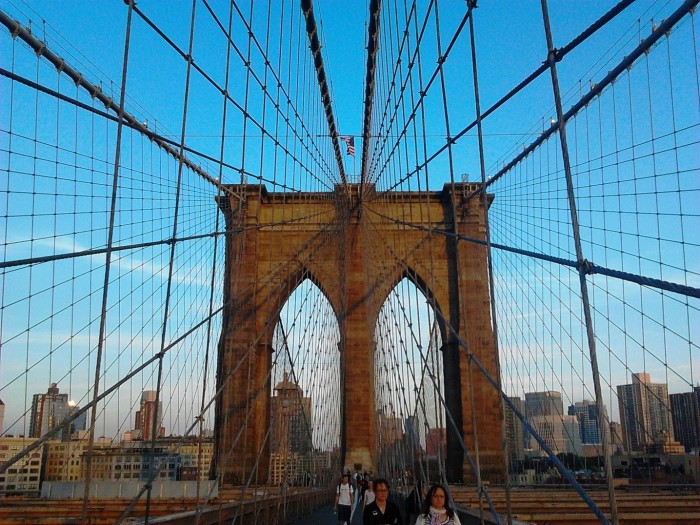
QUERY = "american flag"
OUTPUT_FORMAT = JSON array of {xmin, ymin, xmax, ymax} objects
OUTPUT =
[{"xmin": 341, "ymin": 136, "xmax": 355, "ymax": 156}]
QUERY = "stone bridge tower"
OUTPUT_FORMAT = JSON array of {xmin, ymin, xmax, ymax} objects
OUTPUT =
[{"xmin": 213, "ymin": 183, "xmax": 505, "ymax": 485}]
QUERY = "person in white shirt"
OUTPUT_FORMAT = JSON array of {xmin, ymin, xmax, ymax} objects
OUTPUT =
[
  {"xmin": 335, "ymin": 473, "xmax": 354, "ymax": 525},
  {"xmin": 363, "ymin": 479, "xmax": 376, "ymax": 510}
]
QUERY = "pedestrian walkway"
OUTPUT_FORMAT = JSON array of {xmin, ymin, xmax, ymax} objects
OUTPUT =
[{"xmin": 288, "ymin": 500, "xmax": 363, "ymax": 525}]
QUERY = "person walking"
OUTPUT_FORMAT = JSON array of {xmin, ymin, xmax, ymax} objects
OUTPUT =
[
  {"xmin": 363, "ymin": 477, "xmax": 402, "ymax": 525},
  {"xmin": 414, "ymin": 483, "xmax": 461, "ymax": 525},
  {"xmin": 335, "ymin": 473, "xmax": 354, "ymax": 525},
  {"xmin": 363, "ymin": 479, "xmax": 376, "ymax": 511}
]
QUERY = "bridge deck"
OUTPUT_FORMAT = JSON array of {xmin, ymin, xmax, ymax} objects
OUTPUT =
[
  {"xmin": 289, "ymin": 502, "xmax": 363, "ymax": 525},
  {"xmin": 452, "ymin": 486, "xmax": 700, "ymax": 525}
]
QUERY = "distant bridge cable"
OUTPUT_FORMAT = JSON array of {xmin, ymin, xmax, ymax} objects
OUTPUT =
[
  {"xmin": 365, "ymin": 208, "xmax": 700, "ymax": 300},
  {"xmin": 472, "ymin": 0, "xmax": 699, "ymax": 198},
  {"xmin": 360, "ymin": 0, "xmax": 381, "ymax": 192},
  {"xmin": 0, "ymin": 67, "xmax": 316, "ymax": 194},
  {"xmin": 0, "ymin": 10, "xmax": 250, "ymax": 201},
  {"xmin": 126, "ymin": 2, "xmax": 336, "ymax": 189},
  {"xmin": 375, "ymin": 0, "xmax": 639, "ymax": 195},
  {"xmin": 301, "ymin": 0, "xmax": 348, "ymax": 186}
]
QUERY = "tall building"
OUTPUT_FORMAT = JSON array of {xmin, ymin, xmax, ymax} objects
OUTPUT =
[
  {"xmin": 670, "ymin": 387, "xmax": 700, "ymax": 452},
  {"xmin": 524, "ymin": 391, "xmax": 563, "ymax": 449},
  {"xmin": 525, "ymin": 391, "xmax": 563, "ymax": 417},
  {"xmin": 504, "ymin": 397, "xmax": 525, "ymax": 466},
  {"xmin": 617, "ymin": 372, "xmax": 674, "ymax": 452},
  {"xmin": 133, "ymin": 390, "xmax": 165, "ymax": 441},
  {"xmin": 568, "ymin": 399, "xmax": 609, "ymax": 444},
  {"xmin": 609, "ymin": 421, "xmax": 625, "ymax": 454},
  {"xmin": 29, "ymin": 384, "xmax": 85, "ymax": 440},
  {"xmin": 269, "ymin": 373, "xmax": 313, "ymax": 485},
  {"xmin": 529, "ymin": 414, "xmax": 583, "ymax": 455},
  {"xmin": 270, "ymin": 373, "xmax": 312, "ymax": 454}
]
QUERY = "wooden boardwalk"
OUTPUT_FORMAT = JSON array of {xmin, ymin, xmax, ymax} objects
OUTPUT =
[{"xmin": 452, "ymin": 485, "xmax": 700, "ymax": 525}]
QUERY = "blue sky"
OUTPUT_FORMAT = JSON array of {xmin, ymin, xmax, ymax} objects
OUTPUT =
[{"xmin": 1, "ymin": 0, "xmax": 698, "ymax": 440}]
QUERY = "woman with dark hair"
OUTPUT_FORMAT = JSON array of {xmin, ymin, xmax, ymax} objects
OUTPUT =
[{"xmin": 414, "ymin": 483, "xmax": 461, "ymax": 525}]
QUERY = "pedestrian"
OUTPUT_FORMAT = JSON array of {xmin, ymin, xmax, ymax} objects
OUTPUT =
[
  {"xmin": 363, "ymin": 479, "xmax": 376, "ymax": 510},
  {"xmin": 414, "ymin": 483, "xmax": 461, "ymax": 525},
  {"xmin": 335, "ymin": 473, "xmax": 354, "ymax": 525},
  {"xmin": 363, "ymin": 477, "xmax": 402, "ymax": 525}
]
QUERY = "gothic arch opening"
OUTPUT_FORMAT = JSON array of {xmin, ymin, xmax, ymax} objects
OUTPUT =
[
  {"xmin": 373, "ymin": 276, "xmax": 447, "ymax": 484},
  {"xmin": 269, "ymin": 278, "xmax": 341, "ymax": 487}
]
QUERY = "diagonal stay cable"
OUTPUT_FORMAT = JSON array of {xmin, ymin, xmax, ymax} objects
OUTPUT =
[
  {"xmin": 126, "ymin": 2, "xmax": 337, "ymax": 189},
  {"xmin": 376, "ymin": 0, "xmax": 639, "ymax": 194},
  {"xmin": 365, "ymin": 206, "xmax": 700, "ymax": 299},
  {"xmin": 0, "ymin": 68, "xmax": 315, "ymax": 193},
  {"xmin": 0, "ymin": 9, "xmax": 246, "ymax": 202},
  {"xmin": 300, "ymin": 0, "xmax": 347, "ymax": 186}
]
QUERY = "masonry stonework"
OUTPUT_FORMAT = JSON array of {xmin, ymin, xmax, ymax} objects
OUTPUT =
[{"xmin": 214, "ymin": 183, "xmax": 505, "ymax": 485}]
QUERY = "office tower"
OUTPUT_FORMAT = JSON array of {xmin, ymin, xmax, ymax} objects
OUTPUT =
[
  {"xmin": 504, "ymin": 396, "xmax": 525, "ymax": 466},
  {"xmin": 29, "ymin": 384, "xmax": 84, "ymax": 440},
  {"xmin": 528, "ymin": 414, "xmax": 583, "ymax": 455},
  {"xmin": 524, "ymin": 391, "xmax": 563, "ymax": 449},
  {"xmin": 568, "ymin": 399, "xmax": 609, "ymax": 444},
  {"xmin": 269, "ymin": 372, "xmax": 313, "ymax": 485},
  {"xmin": 617, "ymin": 372, "xmax": 674, "ymax": 452},
  {"xmin": 270, "ymin": 372, "xmax": 312, "ymax": 455},
  {"xmin": 669, "ymin": 387, "xmax": 700, "ymax": 452},
  {"xmin": 134, "ymin": 390, "xmax": 165, "ymax": 441},
  {"xmin": 525, "ymin": 391, "xmax": 564, "ymax": 417}
]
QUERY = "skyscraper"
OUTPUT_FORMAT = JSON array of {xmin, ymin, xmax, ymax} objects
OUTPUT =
[
  {"xmin": 270, "ymin": 372, "xmax": 312, "ymax": 455},
  {"xmin": 504, "ymin": 396, "xmax": 525, "ymax": 466},
  {"xmin": 525, "ymin": 391, "xmax": 564, "ymax": 418},
  {"xmin": 524, "ymin": 391, "xmax": 563, "ymax": 449},
  {"xmin": 617, "ymin": 372, "xmax": 674, "ymax": 452},
  {"xmin": 669, "ymin": 387, "xmax": 700, "ymax": 452},
  {"xmin": 568, "ymin": 399, "xmax": 609, "ymax": 444},
  {"xmin": 269, "ymin": 372, "xmax": 313, "ymax": 485},
  {"xmin": 133, "ymin": 390, "xmax": 165, "ymax": 441},
  {"xmin": 29, "ymin": 384, "xmax": 84, "ymax": 440}
]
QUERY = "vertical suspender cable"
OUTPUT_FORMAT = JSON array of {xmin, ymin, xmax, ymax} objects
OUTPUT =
[
  {"xmin": 145, "ymin": 0, "xmax": 199, "ymax": 521},
  {"xmin": 194, "ymin": 0, "xmax": 237, "ymax": 520},
  {"xmin": 466, "ymin": 1, "xmax": 513, "ymax": 523},
  {"xmin": 539, "ymin": 1, "xmax": 618, "ymax": 524},
  {"xmin": 80, "ymin": 1, "xmax": 134, "ymax": 523}
]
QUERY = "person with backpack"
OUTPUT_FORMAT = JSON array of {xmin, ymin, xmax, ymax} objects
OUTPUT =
[{"xmin": 334, "ymin": 473, "xmax": 354, "ymax": 525}]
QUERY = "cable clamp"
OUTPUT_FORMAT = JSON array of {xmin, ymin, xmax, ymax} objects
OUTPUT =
[{"xmin": 579, "ymin": 259, "xmax": 594, "ymax": 275}]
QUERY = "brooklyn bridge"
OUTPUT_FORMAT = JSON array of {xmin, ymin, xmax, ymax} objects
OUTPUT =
[{"xmin": 0, "ymin": 0, "xmax": 698, "ymax": 524}]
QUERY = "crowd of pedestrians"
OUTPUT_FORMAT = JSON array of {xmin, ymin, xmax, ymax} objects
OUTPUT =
[{"xmin": 333, "ymin": 470, "xmax": 461, "ymax": 525}]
